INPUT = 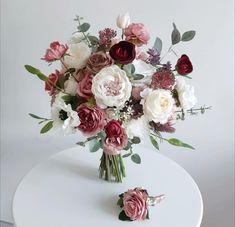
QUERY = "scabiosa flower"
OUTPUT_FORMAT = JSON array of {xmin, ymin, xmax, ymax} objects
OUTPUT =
[
  {"xmin": 98, "ymin": 28, "xmax": 117, "ymax": 46},
  {"xmin": 147, "ymin": 48, "xmax": 160, "ymax": 66},
  {"xmin": 150, "ymin": 69, "xmax": 175, "ymax": 90}
]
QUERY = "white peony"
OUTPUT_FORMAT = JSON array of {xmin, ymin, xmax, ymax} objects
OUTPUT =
[
  {"xmin": 125, "ymin": 116, "xmax": 149, "ymax": 140},
  {"xmin": 142, "ymin": 88, "xmax": 174, "ymax": 124},
  {"xmin": 131, "ymin": 59, "xmax": 156, "ymax": 85},
  {"xmin": 91, "ymin": 65, "xmax": 132, "ymax": 109},
  {"xmin": 63, "ymin": 42, "xmax": 91, "ymax": 69},
  {"xmin": 64, "ymin": 76, "xmax": 78, "ymax": 96},
  {"xmin": 176, "ymin": 77, "xmax": 197, "ymax": 112},
  {"xmin": 51, "ymin": 93, "xmax": 80, "ymax": 135}
]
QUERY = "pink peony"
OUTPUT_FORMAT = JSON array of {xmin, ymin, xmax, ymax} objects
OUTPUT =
[
  {"xmin": 76, "ymin": 104, "xmax": 106, "ymax": 135},
  {"xmin": 150, "ymin": 69, "xmax": 175, "ymax": 90},
  {"xmin": 45, "ymin": 70, "xmax": 61, "ymax": 95},
  {"xmin": 42, "ymin": 41, "xmax": 68, "ymax": 62},
  {"xmin": 125, "ymin": 23, "xmax": 150, "ymax": 47},
  {"xmin": 123, "ymin": 188, "xmax": 148, "ymax": 221},
  {"xmin": 77, "ymin": 71, "xmax": 93, "ymax": 100}
]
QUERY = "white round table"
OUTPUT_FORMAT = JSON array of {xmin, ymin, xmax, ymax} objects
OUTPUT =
[{"xmin": 13, "ymin": 146, "xmax": 203, "ymax": 227}]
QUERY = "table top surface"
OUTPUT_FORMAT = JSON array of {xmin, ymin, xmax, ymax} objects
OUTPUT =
[{"xmin": 12, "ymin": 146, "xmax": 203, "ymax": 227}]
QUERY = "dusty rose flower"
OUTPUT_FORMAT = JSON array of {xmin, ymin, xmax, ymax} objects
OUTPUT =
[
  {"xmin": 77, "ymin": 71, "xmax": 93, "ymax": 100},
  {"xmin": 86, "ymin": 52, "xmax": 113, "ymax": 74},
  {"xmin": 131, "ymin": 86, "xmax": 145, "ymax": 101},
  {"xmin": 105, "ymin": 120, "xmax": 123, "ymax": 138},
  {"xmin": 76, "ymin": 104, "xmax": 105, "ymax": 135},
  {"xmin": 99, "ymin": 28, "xmax": 117, "ymax": 46},
  {"xmin": 123, "ymin": 188, "xmax": 148, "ymax": 221},
  {"xmin": 42, "ymin": 41, "xmax": 68, "ymax": 62},
  {"xmin": 45, "ymin": 70, "xmax": 61, "ymax": 95},
  {"xmin": 125, "ymin": 23, "xmax": 150, "ymax": 47},
  {"xmin": 150, "ymin": 69, "xmax": 175, "ymax": 90}
]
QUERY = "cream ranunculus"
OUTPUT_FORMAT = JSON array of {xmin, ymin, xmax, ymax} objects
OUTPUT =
[
  {"xmin": 176, "ymin": 77, "xmax": 197, "ymax": 112},
  {"xmin": 63, "ymin": 42, "xmax": 91, "ymax": 69},
  {"xmin": 142, "ymin": 89, "xmax": 174, "ymax": 124},
  {"xmin": 91, "ymin": 65, "xmax": 132, "ymax": 109}
]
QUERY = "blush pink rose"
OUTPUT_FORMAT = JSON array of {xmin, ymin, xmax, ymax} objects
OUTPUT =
[
  {"xmin": 77, "ymin": 71, "xmax": 93, "ymax": 100},
  {"xmin": 76, "ymin": 104, "xmax": 106, "ymax": 135},
  {"xmin": 45, "ymin": 70, "xmax": 61, "ymax": 95},
  {"xmin": 123, "ymin": 188, "xmax": 148, "ymax": 221},
  {"xmin": 42, "ymin": 41, "xmax": 68, "ymax": 62},
  {"xmin": 125, "ymin": 23, "xmax": 150, "ymax": 47}
]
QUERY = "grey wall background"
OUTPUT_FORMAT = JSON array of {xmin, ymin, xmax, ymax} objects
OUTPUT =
[{"xmin": 1, "ymin": 0, "xmax": 234, "ymax": 226}]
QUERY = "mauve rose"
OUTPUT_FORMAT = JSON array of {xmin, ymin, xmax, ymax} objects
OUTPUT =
[
  {"xmin": 104, "ymin": 120, "xmax": 123, "ymax": 138},
  {"xmin": 175, "ymin": 55, "xmax": 193, "ymax": 75},
  {"xmin": 77, "ymin": 71, "xmax": 93, "ymax": 100},
  {"xmin": 45, "ymin": 70, "xmax": 61, "ymax": 95},
  {"xmin": 125, "ymin": 23, "xmax": 150, "ymax": 47},
  {"xmin": 86, "ymin": 51, "xmax": 114, "ymax": 74},
  {"xmin": 123, "ymin": 188, "xmax": 148, "ymax": 221},
  {"xmin": 42, "ymin": 41, "xmax": 68, "ymax": 62},
  {"xmin": 76, "ymin": 104, "xmax": 105, "ymax": 135},
  {"xmin": 109, "ymin": 41, "xmax": 136, "ymax": 64}
]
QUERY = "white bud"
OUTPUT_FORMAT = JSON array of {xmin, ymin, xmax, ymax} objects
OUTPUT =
[{"xmin": 116, "ymin": 12, "xmax": 130, "ymax": 29}]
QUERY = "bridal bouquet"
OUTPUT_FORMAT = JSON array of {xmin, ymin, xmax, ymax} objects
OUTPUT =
[{"xmin": 25, "ymin": 13, "xmax": 210, "ymax": 182}]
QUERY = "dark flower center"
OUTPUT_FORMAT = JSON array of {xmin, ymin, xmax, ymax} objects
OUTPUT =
[{"xmin": 59, "ymin": 110, "xmax": 68, "ymax": 121}]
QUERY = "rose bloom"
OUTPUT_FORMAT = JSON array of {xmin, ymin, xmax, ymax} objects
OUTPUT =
[
  {"xmin": 125, "ymin": 23, "xmax": 150, "ymax": 47},
  {"xmin": 175, "ymin": 54, "xmax": 193, "ymax": 75},
  {"xmin": 76, "ymin": 104, "xmax": 106, "ymax": 135},
  {"xmin": 109, "ymin": 41, "xmax": 136, "ymax": 64},
  {"xmin": 42, "ymin": 41, "xmax": 68, "ymax": 62},
  {"xmin": 150, "ymin": 69, "xmax": 175, "ymax": 90},
  {"xmin": 142, "ymin": 88, "xmax": 174, "ymax": 124},
  {"xmin": 77, "ymin": 71, "xmax": 93, "ymax": 100},
  {"xmin": 86, "ymin": 51, "xmax": 114, "ymax": 74},
  {"xmin": 45, "ymin": 70, "xmax": 61, "ymax": 95},
  {"xmin": 123, "ymin": 188, "xmax": 148, "ymax": 221},
  {"xmin": 103, "ymin": 120, "xmax": 128, "ymax": 155},
  {"xmin": 91, "ymin": 65, "xmax": 132, "ymax": 109}
]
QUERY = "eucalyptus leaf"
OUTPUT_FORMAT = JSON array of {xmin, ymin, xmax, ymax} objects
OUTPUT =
[
  {"xmin": 25, "ymin": 65, "xmax": 48, "ymax": 81},
  {"xmin": 40, "ymin": 121, "xmax": 53, "ymax": 134},
  {"xmin": 171, "ymin": 23, "xmax": 181, "ymax": 45},
  {"xmin": 131, "ymin": 154, "xmax": 141, "ymax": 164},
  {"xmin": 181, "ymin": 31, "xmax": 196, "ymax": 42},
  {"xmin": 29, "ymin": 113, "xmax": 47, "ymax": 120},
  {"xmin": 118, "ymin": 210, "xmax": 132, "ymax": 221},
  {"xmin": 89, "ymin": 138, "xmax": 101, "ymax": 152},
  {"xmin": 168, "ymin": 138, "xmax": 195, "ymax": 149},
  {"xmin": 153, "ymin": 37, "xmax": 163, "ymax": 53},
  {"xmin": 123, "ymin": 141, "xmax": 132, "ymax": 151},
  {"xmin": 77, "ymin": 23, "xmax": 90, "ymax": 32},
  {"xmin": 131, "ymin": 137, "xmax": 141, "ymax": 144},
  {"xmin": 150, "ymin": 136, "xmax": 159, "ymax": 150},
  {"xmin": 88, "ymin": 35, "xmax": 99, "ymax": 45},
  {"xmin": 127, "ymin": 64, "xmax": 135, "ymax": 74},
  {"xmin": 133, "ymin": 74, "xmax": 145, "ymax": 80}
]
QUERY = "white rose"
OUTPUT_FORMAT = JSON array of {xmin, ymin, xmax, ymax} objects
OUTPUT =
[
  {"xmin": 142, "ymin": 89, "xmax": 174, "ymax": 124},
  {"xmin": 116, "ymin": 12, "xmax": 130, "ymax": 29},
  {"xmin": 64, "ymin": 76, "xmax": 78, "ymax": 96},
  {"xmin": 176, "ymin": 77, "xmax": 197, "ymax": 111},
  {"xmin": 91, "ymin": 65, "xmax": 132, "ymax": 109},
  {"xmin": 63, "ymin": 42, "xmax": 91, "ymax": 69},
  {"xmin": 125, "ymin": 116, "xmax": 149, "ymax": 140}
]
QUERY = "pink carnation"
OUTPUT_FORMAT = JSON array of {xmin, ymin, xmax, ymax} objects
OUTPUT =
[
  {"xmin": 45, "ymin": 70, "xmax": 61, "ymax": 95},
  {"xmin": 125, "ymin": 23, "xmax": 150, "ymax": 47},
  {"xmin": 42, "ymin": 41, "xmax": 68, "ymax": 62},
  {"xmin": 77, "ymin": 71, "xmax": 93, "ymax": 100}
]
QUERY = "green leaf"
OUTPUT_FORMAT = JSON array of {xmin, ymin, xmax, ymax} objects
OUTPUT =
[
  {"xmin": 40, "ymin": 121, "xmax": 53, "ymax": 134},
  {"xmin": 123, "ymin": 141, "xmax": 132, "ymax": 151},
  {"xmin": 117, "ymin": 198, "xmax": 124, "ymax": 207},
  {"xmin": 150, "ymin": 136, "xmax": 159, "ymax": 150},
  {"xmin": 118, "ymin": 210, "xmax": 132, "ymax": 221},
  {"xmin": 25, "ymin": 65, "xmax": 48, "ymax": 81},
  {"xmin": 171, "ymin": 23, "xmax": 181, "ymax": 45},
  {"xmin": 88, "ymin": 35, "xmax": 99, "ymax": 45},
  {"xmin": 131, "ymin": 154, "xmax": 141, "ymax": 164},
  {"xmin": 29, "ymin": 113, "xmax": 47, "ymax": 120},
  {"xmin": 181, "ymin": 31, "xmax": 196, "ymax": 42},
  {"xmin": 133, "ymin": 74, "xmax": 144, "ymax": 80},
  {"xmin": 89, "ymin": 138, "xmax": 101, "ymax": 152},
  {"xmin": 131, "ymin": 137, "xmax": 141, "ymax": 144},
  {"xmin": 153, "ymin": 37, "xmax": 163, "ymax": 53},
  {"xmin": 127, "ymin": 64, "xmax": 135, "ymax": 74},
  {"xmin": 61, "ymin": 95, "xmax": 72, "ymax": 102},
  {"xmin": 168, "ymin": 138, "xmax": 195, "ymax": 149},
  {"xmin": 77, "ymin": 23, "xmax": 90, "ymax": 32}
]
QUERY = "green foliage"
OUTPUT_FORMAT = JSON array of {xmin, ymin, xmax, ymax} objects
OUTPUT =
[
  {"xmin": 118, "ymin": 210, "xmax": 132, "ymax": 221},
  {"xmin": 181, "ymin": 31, "xmax": 196, "ymax": 42},
  {"xmin": 168, "ymin": 138, "xmax": 195, "ymax": 149},
  {"xmin": 171, "ymin": 23, "xmax": 181, "ymax": 45},
  {"xmin": 29, "ymin": 113, "xmax": 47, "ymax": 120},
  {"xmin": 88, "ymin": 35, "xmax": 99, "ymax": 45},
  {"xmin": 117, "ymin": 198, "xmax": 124, "ymax": 207},
  {"xmin": 131, "ymin": 154, "xmax": 141, "ymax": 164},
  {"xmin": 89, "ymin": 138, "xmax": 101, "ymax": 152},
  {"xmin": 77, "ymin": 23, "xmax": 90, "ymax": 32},
  {"xmin": 150, "ymin": 136, "xmax": 159, "ymax": 150},
  {"xmin": 131, "ymin": 137, "xmax": 141, "ymax": 144},
  {"xmin": 40, "ymin": 121, "xmax": 53, "ymax": 134},
  {"xmin": 153, "ymin": 37, "xmax": 163, "ymax": 53},
  {"xmin": 132, "ymin": 74, "xmax": 145, "ymax": 80},
  {"xmin": 25, "ymin": 65, "xmax": 48, "ymax": 81}
]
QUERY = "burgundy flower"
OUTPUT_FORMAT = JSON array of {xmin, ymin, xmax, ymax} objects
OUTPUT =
[
  {"xmin": 45, "ymin": 70, "xmax": 61, "ymax": 95},
  {"xmin": 76, "ymin": 104, "xmax": 105, "ymax": 135},
  {"xmin": 42, "ymin": 41, "xmax": 68, "ymax": 62},
  {"xmin": 150, "ymin": 69, "xmax": 175, "ymax": 90},
  {"xmin": 150, "ymin": 121, "xmax": 175, "ymax": 133},
  {"xmin": 77, "ymin": 71, "xmax": 93, "ymax": 100},
  {"xmin": 104, "ymin": 120, "xmax": 123, "ymax": 138},
  {"xmin": 175, "ymin": 55, "xmax": 193, "ymax": 75},
  {"xmin": 109, "ymin": 41, "xmax": 136, "ymax": 64}
]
